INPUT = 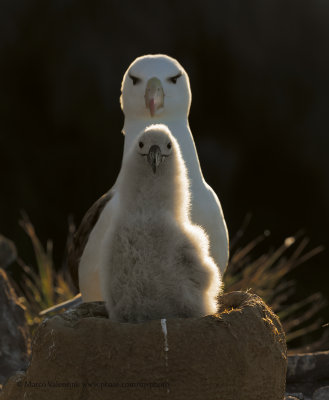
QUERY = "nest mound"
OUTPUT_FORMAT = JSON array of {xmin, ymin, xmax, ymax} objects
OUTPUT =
[{"xmin": 1, "ymin": 291, "xmax": 287, "ymax": 400}]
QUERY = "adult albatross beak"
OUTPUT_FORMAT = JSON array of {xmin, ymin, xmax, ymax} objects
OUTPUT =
[
  {"xmin": 147, "ymin": 145, "xmax": 162, "ymax": 174},
  {"xmin": 145, "ymin": 77, "xmax": 164, "ymax": 117}
]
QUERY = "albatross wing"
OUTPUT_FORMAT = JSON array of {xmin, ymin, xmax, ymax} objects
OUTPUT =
[{"xmin": 68, "ymin": 190, "xmax": 114, "ymax": 290}]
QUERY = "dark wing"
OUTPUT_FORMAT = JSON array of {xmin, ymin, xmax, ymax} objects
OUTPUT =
[{"xmin": 68, "ymin": 190, "xmax": 114, "ymax": 290}]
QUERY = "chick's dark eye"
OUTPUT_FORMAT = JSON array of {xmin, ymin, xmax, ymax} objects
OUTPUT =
[
  {"xmin": 139, "ymin": 141, "xmax": 144, "ymax": 148},
  {"xmin": 167, "ymin": 142, "xmax": 172, "ymax": 149},
  {"xmin": 129, "ymin": 74, "xmax": 141, "ymax": 85}
]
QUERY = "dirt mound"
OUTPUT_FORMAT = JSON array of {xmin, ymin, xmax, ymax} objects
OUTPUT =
[{"xmin": 0, "ymin": 291, "xmax": 287, "ymax": 400}]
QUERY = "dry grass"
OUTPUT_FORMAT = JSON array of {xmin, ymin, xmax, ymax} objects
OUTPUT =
[
  {"xmin": 224, "ymin": 216, "xmax": 327, "ymax": 351},
  {"xmin": 14, "ymin": 213, "xmax": 327, "ymax": 350},
  {"xmin": 15, "ymin": 212, "xmax": 76, "ymax": 330}
]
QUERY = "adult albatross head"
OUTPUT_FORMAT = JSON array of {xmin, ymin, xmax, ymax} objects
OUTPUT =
[{"xmin": 120, "ymin": 54, "xmax": 192, "ymax": 122}]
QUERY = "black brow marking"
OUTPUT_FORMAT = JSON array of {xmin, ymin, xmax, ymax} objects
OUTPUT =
[
  {"xmin": 128, "ymin": 73, "xmax": 141, "ymax": 85},
  {"xmin": 167, "ymin": 71, "xmax": 183, "ymax": 83}
]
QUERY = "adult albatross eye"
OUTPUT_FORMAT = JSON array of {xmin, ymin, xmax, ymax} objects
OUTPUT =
[
  {"xmin": 139, "ymin": 141, "xmax": 144, "ymax": 148},
  {"xmin": 167, "ymin": 142, "xmax": 172, "ymax": 149},
  {"xmin": 168, "ymin": 72, "xmax": 182, "ymax": 84},
  {"xmin": 129, "ymin": 74, "xmax": 141, "ymax": 85}
]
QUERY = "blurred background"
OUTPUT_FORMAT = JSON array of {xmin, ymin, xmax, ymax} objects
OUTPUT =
[{"xmin": 0, "ymin": 0, "xmax": 328, "ymax": 349}]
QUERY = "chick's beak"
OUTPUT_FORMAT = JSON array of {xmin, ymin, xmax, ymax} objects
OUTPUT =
[
  {"xmin": 147, "ymin": 145, "xmax": 162, "ymax": 174},
  {"xmin": 145, "ymin": 77, "xmax": 164, "ymax": 117}
]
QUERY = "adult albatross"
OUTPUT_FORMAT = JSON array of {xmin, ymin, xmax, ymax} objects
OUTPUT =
[{"xmin": 69, "ymin": 54, "xmax": 229, "ymax": 302}]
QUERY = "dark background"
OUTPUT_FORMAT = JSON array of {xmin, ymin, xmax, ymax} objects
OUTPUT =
[{"xmin": 0, "ymin": 0, "xmax": 328, "ymax": 323}]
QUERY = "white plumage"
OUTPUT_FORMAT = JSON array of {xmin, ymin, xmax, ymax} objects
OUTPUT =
[
  {"xmin": 77, "ymin": 54, "xmax": 228, "ymax": 303},
  {"xmin": 100, "ymin": 125, "xmax": 222, "ymax": 322}
]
